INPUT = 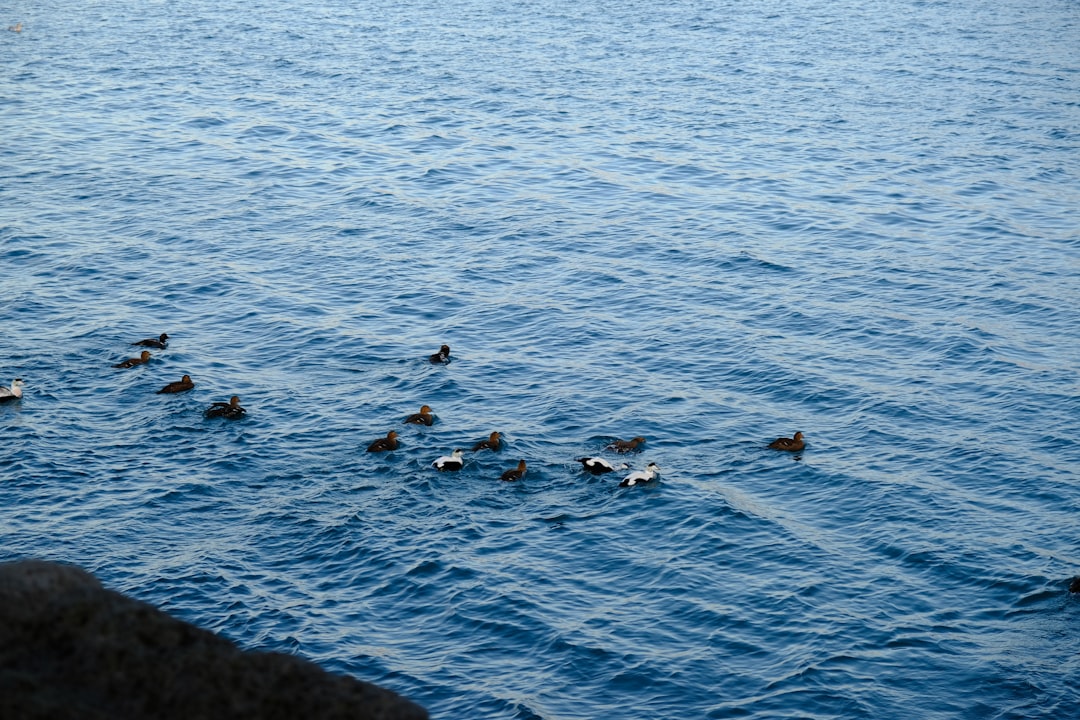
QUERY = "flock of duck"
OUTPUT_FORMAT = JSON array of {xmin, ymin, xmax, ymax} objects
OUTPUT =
[
  {"xmin": 1, "ymin": 337, "xmax": 807, "ymax": 486},
  {"xmin": 358, "ymin": 343, "xmax": 806, "ymax": 487}
]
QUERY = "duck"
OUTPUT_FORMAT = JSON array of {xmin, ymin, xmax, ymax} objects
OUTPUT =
[
  {"xmin": 156, "ymin": 375, "xmax": 194, "ymax": 394},
  {"xmin": 0, "ymin": 378, "xmax": 25, "ymax": 402},
  {"xmin": 606, "ymin": 436, "xmax": 646, "ymax": 453},
  {"xmin": 366, "ymin": 430, "xmax": 399, "ymax": 453},
  {"xmin": 132, "ymin": 333, "xmax": 168, "ymax": 349},
  {"xmin": 576, "ymin": 457, "xmax": 628, "ymax": 475},
  {"xmin": 404, "ymin": 404, "xmax": 435, "ymax": 426},
  {"xmin": 768, "ymin": 431, "xmax": 805, "ymax": 452},
  {"xmin": 1070, "ymin": 577, "xmax": 1080, "ymax": 594},
  {"xmin": 113, "ymin": 350, "xmax": 152, "ymax": 368},
  {"xmin": 620, "ymin": 462, "xmax": 660, "ymax": 487},
  {"xmin": 472, "ymin": 431, "xmax": 502, "ymax": 452},
  {"xmin": 432, "ymin": 449, "xmax": 465, "ymax": 471},
  {"xmin": 204, "ymin": 396, "xmax": 246, "ymax": 420},
  {"xmin": 500, "ymin": 459, "xmax": 527, "ymax": 482},
  {"xmin": 429, "ymin": 344, "xmax": 451, "ymax": 364},
  {"xmin": 8, "ymin": 23, "xmax": 22, "ymax": 33}
]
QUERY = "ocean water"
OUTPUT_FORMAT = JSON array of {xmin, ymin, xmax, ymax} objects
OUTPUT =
[{"xmin": 2, "ymin": 0, "xmax": 1079, "ymax": 717}]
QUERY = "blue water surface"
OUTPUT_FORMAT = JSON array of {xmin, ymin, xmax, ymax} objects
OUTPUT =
[{"xmin": 2, "ymin": 1, "xmax": 1079, "ymax": 718}]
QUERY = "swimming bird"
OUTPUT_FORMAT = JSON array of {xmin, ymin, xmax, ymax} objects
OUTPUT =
[
  {"xmin": 113, "ymin": 350, "xmax": 152, "ymax": 368},
  {"xmin": 404, "ymin": 404, "xmax": 435, "ymax": 426},
  {"xmin": 620, "ymin": 463, "xmax": 660, "ymax": 487},
  {"xmin": 500, "ymin": 459, "xmax": 527, "ymax": 482},
  {"xmin": 606, "ymin": 436, "xmax": 646, "ymax": 453},
  {"xmin": 432, "ymin": 449, "xmax": 465, "ymax": 471},
  {"xmin": 366, "ymin": 430, "xmax": 399, "ymax": 453},
  {"xmin": 156, "ymin": 375, "xmax": 194, "ymax": 394},
  {"xmin": 576, "ymin": 457, "xmax": 628, "ymax": 475},
  {"xmin": 472, "ymin": 431, "xmax": 502, "ymax": 452},
  {"xmin": 1070, "ymin": 577, "xmax": 1080, "ymax": 594},
  {"xmin": 0, "ymin": 378, "xmax": 25, "ymax": 402},
  {"xmin": 7, "ymin": 23, "xmax": 21, "ymax": 33},
  {"xmin": 768, "ymin": 431, "xmax": 805, "ymax": 452},
  {"xmin": 204, "ymin": 396, "xmax": 246, "ymax": 420},
  {"xmin": 429, "ymin": 344, "xmax": 451, "ymax": 364},
  {"xmin": 132, "ymin": 333, "xmax": 168, "ymax": 349}
]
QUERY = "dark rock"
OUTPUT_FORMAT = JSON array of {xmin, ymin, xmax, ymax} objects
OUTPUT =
[{"xmin": 0, "ymin": 560, "xmax": 427, "ymax": 720}]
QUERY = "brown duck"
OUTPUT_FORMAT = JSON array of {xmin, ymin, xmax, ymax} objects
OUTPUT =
[
  {"xmin": 500, "ymin": 460, "xmax": 527, "ymax": 482},
  {"xmin": 768, "ymin": 432, "xmax": 805, "ymax": 452},
  {"xmin": 404, "ymin": 405, "xmax": 435, "ymax": 426},
  {"xmin": 606, "ymin": 436, "xmax": 646, "ymax": 453},
  {"xmin": 366, "ymin": 430, "xmax": 399, "ymax": 453},
  {"xmin": 472, "ymin": 431, "xmax": 502, "ymax": 452},
  {"xmin": 114, "ymin": 350, "xmax": 151, "ymax": 369},
  {"xmin": 156, "ymin": 375, "xmax": 194, "ymax": 394}
]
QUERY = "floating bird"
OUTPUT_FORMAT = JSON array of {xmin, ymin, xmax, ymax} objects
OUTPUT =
[
  {"xmin": 429, "ymin": 344, "xmax": 451, "ymax": 364},
  {"xmin": 606, "ymin": 436, "xmax": 646, "ymax": 453},
  {"xmin": 156, "ymin": 375, "xmax": 194, "ymax": 394},
  {"xmin": 0, "ymin": 378, "xmax": 25, "ymax": 402},
  {"xmin": 366, "ymin": 430, "xmax": 399, "ymax": 453},
  {"xmin": 432, "ymin": 449, "xmax": 465, "ymax": 471},
  {"xmin": 1070, "ymin": 577, "xmax": 1080, "ymax": 594},
  {"xmin": 472, "ymin": 431, "xmax": 502, "ymax": 452},
  {"xmin": 8, "ymin": 23, "xmax": 22, "ymax": 33},
  {"xmin": 404, "ymin": 404, "xmax": 435, "ymax": 426},
  {"xmin": 576, "ymin": 457, "xmax": 628, "ymax": 475},
  {"xmin": 768, "ymin": 431, "xmax": 805, "ymax": 452},
  {"xmin": 113, "ymin": 350, "xmax": 152, "ymax": 368},
  {"xmin": 132, "ymin": 333, "xmax": 169, "ymax": 349},
  {"xmin": 500, "ymin": 459, "xmax": 527, "ymax": 482},
  {"xmin": 620, "ymin": 463, "xmax": 660, "ymax": 487},
  {"xmin": 204, "ymin": 396, "xmax": 246, "ymax": 420}
]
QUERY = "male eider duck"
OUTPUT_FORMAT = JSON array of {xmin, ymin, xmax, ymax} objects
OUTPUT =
[
  {"xmin": 404, "ymin": 404, "xmax": 435, "ymax": 426},
  {"xmin": 620, "ymin": 463, "xmax": 660, "ymax": 487},
  {"xmin": 0, "ymin": 378, "xmax": 25, "ymax": 402},
  {"xmin": 500, "ymin": 459, "xmax": 527, "ymax": 482},
  {"xmin": 366, "ymin": 430, "xmax": 399, "ymax": 453},
  {"xmin": 156, "ymin": 375, "xmax": 194, "ymax": 394},
  {"xmin": 768, "ymin": 431, "xmax": 805, "ymax": 452},
  {"xmin": 204, "ymin": 396, "xmax": 246, "ymax": 420},
  {"xmin": 576, "ymin": 457, "xmax": 628, "ymax": 475},
  {"xmin": 132, "ymin": 333, "xmax": 168, "ymax": 349},
  {"xmin": 432, "ymin": 449, "xmax": 465, "ymax": 471},
  {"xmin": 606, "ymin": 436, "xmax": 646, "ymax": 453},
  {"xmin": 113, "ymin": 350, "xmax": 152, "ymax": 368},
  {"xmin": 429, "ymin": 344, "xmax": 451, "ymax": 364},
  {"xmin": 472, "ymin": 431, "xmax": 502, "ymax": 452}
]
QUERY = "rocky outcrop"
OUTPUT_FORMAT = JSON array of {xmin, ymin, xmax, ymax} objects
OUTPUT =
[{"xmin": 0, "ymin": 560, "xmax": 427, "ymax": 720}]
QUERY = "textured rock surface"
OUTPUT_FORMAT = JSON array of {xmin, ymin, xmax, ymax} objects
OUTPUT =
[{"xmin": 0, "ymin": 560, "xmax": 427, "ymax": 720}]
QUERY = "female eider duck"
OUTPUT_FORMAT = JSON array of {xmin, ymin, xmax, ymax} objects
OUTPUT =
[
  {"xmin": 606, "ymin": 436, "xmax": 646, "ymax": 453},
  {"xmin": 156, "ymin": 374, "xmax": 194, "ymax": 394},
  {"xmin": 0, "ymin": 378, "xmax": 25, "ymax": 402},
  {"xmin": 576, "ymin": 457, "xmax": 628, "ymax": 475},
  {"xmin": 204, "ymin": 396, "xmax": 246, "ymax": 420},
  {"xmin": 620, "ymin": 462, "xmax": 660, "ymax": 487},
  {"xmin": 768, "ymin": 431, "xmax": 805, "ymax": 452},
  {"xmin": 432, "ymin": 449, "xmax": 465, "ymax": 471},
  {"xmin": 366, "ymin": 430, "xmax": 399, "ymax": 453},
  {"xmin": 429, "ymin": 344, "xmax": 451, "ymax": 364},
  {"xmin": 500, "ymin": 459, "xmax": 527, "ymax": 482},
  {"xmin": 404, "ymin": 404, "xmax": 435, "ymax": 426},
  {"xmin": 132, "ymin": 333, "xmax": 168, "ymax": 349},
  {"xmin": 472, "ymin": 431, "xmax": 502, "ymax": 452},
  {"xmin": 113, "ymin": 350, "xmax": 152, "ymax": 368}
]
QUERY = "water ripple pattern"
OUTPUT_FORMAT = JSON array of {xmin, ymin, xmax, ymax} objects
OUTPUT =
[{"xmin": 2, "ymin": 0, "xmax": 1078, "ymax": 718}]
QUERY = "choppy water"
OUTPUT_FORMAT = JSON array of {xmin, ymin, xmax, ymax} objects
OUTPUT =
[{"xmin": 2, "ymin": 0, "xmax": 1079, "ymax": 717}]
